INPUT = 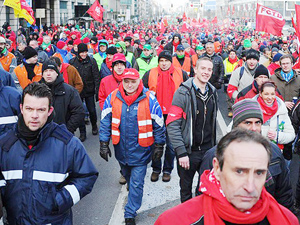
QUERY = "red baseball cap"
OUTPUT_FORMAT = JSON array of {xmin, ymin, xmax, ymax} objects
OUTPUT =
[
  {"xmin": 123, "ymin": 68, "xmax": 140, "ymax": 80},
  {"xmin": 112, "ymin": 53, "xmax": 126, "ymax": 63}
]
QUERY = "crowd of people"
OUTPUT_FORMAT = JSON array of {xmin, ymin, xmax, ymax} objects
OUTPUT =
[{"xmin": 0, "ymin": 20, "xmax": 300, "ymax": 224}]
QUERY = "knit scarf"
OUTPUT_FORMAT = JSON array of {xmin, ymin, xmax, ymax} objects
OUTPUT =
[
  {"xmin": 156, "ymin": 65, "xmax": 176, "ymax": 114},
  {"xmin": 41, "ymin": 42, "xmax": 51, "ymax": 52},
  {"xmin": 105, "ymin": 58, "xmax": 113, "ymax": 71},
  {"xmin": 257, "ymin": 96, "xmax": 278, "ymax": 123},
  {"xmin": 113, "ymin": 71, "xmax": 123, "ymax": 83},
  {"xmin": 60, "ymin": 63, "xmax": 69, "ymax": 84},
  {"xmin": 118, "ymin": 80, "xmax": 144, "ymax": 106},
  {"xmin": 200, "ymin": 170, "xmax": 293, "ymax": 225},
  {"xmin": 228, "ymin": 56, "xmax": 238, "ymax": 64},
  {"xmin": 280, "ymin": 70, "xmax": 294, "ymax": 82},
  {"xmin": 173, "ymin": 41, "xmax": 180, "ymax": 51},
  {"xmin": 23, "ymin": 59, "xmax": 36, "ymax": 81},
  {"xmin": 245, "ymin": 63, "xmax": 258, "ymax": 77}
]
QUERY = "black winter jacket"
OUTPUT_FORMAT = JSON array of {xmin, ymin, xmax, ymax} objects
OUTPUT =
[
  {"xmin": 201, "ymin": 53, "xmax": 224, "ymax": 89},
  {"xmin": 199, "ymin": 143, "xmax": 294, "ymax": 211},
  {"xmin": 41, "ymin": 75, "xmax": 85, "ymax": 133},
  {"xmin": 69, "ymin": 55, "xmax": 100, "ymax": 98}
]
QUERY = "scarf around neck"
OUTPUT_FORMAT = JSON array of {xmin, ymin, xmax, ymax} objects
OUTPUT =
[
  {"xmin": 113, "ymin": 70, "xmax": 123, "ymax": 83},
  {"xmin": 257, "ymin": 96, "xmax": 278, "ymax": 123},
  {"xmin": 105, "ymin": 58, "xmax": 113, "ymax": 71},
  {"xmin": 199, "ymin": 170, "xmax": 293, "ymax": 225},
  {"xmin": 41, "ymin": 42, "xmax": 51, "ymax": 51},
  {"xmin": 228, "ymin": 56, "xmax": 238, "ymax": 64},
  {"xmin": 118, "ymin": 80, "xmax": 144, "ymax": 106}
]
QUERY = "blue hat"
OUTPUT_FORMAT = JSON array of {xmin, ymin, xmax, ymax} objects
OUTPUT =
[
  {"xmin": 273, "ymin": 53, "xmax": 283, "ymax": 62},
  {"xmin": 177, "ymin": 44, "xmax": 185, "ymax": 51}
]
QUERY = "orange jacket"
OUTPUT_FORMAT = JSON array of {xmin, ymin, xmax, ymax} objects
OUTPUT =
[
  {"xmin": 14, "ymin": 63, "xmax": 42, "ymax": 89},
  {"xmin": 110, "ymin": 89, "xmax": 154, "ymax": 147},
  {"xmin": 0, "ymin": 51, "xmax": 16, "ymax": 73},
  {"xmin": 191, "ymin": 54, "xmax": 199, "ymax": 68},
  {"xmin": 172, "ymin": 56, "xmax": 191, "ymax": 74}
]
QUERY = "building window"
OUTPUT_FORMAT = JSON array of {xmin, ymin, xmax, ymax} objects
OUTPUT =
[
  {"xmin": 72, "ymin": 2, "xmax": 75, "ymax": 10},
  {"xmin": 60, "ymin": 1, "xmax": 67, "ymax": 9}
]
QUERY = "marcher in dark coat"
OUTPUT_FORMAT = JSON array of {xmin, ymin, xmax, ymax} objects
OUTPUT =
[
  {"xmin": 164, "ymin": 33, "xmax": 181, "ymax": 55},
  {"xmin": 40, "ymin": 60, "xmax": 85, "ymax": 134}
]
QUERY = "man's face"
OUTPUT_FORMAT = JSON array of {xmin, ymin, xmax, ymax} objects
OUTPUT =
[
  {"xmin": 133, "ymin": 43, "xmax": 139, "ymax": 48},
  {"xmin": 150, "ymin": 42, "xmax": 156, "ymax": 48},
  {"xmin": 21, "ymin": 94, "xmax": 53, "ymax": 131},
  {"xmin": 176, "ymin": 50, "xmax": 185, "ymax": 57},
  {"xmin": 173, "ymin": 36, "xmax": 180, "ymax": 43},
  {"xmin": 143, "ymin": 49, "xmax": 152, "ymax": 57},
  {"xmin": 263, "ymin": 50, "xmax": 271, "ymax": 58},
  {"xmin": 271, "ymin": 51, "xmax": 278, "ymax": 58},
  {"xmin": 116, "ymin": 47, "xmax": 123, "ymax": 53},
  {"xmin": 26, "ymin": 55, "xmax": 38, "ymax": 64},
  {"xmin": 125, "ymin": 41, "xmax": 130, "ymax": 47},
  {"xmin": 113, "ymin": 62, "xmax": 126, "ymax": 75},
  {"xmin": 195, "ymin": 60, "xmax": 213, "ymax": 84},
  {"xmin": 246, "ymin": 58, "xmax": 258, "ymax": 70},
  {"xmin": 123, "ymin": 78, "xmax": 140, "ymax": 95},
  {"xmin": 107, "ymin": 54, "xmax": 114, "ymax": 61},
  {"xmin": 18, "ymin": 43, "xmax": 26, "ymax": 51},
  {"xmin": 280, "ymin": 58, "xmax": 292, "ymax": 73},
  {"xmin": 158, "ymin": 58, "xmax": 171, "ymax": 71},
  {"xmin": 282, "ymin": 44, "xmax": 288, "ymax": 51},
  {"xmin": 99, "ymin": 45, "xmax": 107, "ymax": 53},
  {"xmin": 255, "ymin": 75, "xmax": 269, "ymax": 87},
  {"xmin": 206, "ymin": 44, "xmax": 214, "ymax": 55},
  {"xmin": 0, "ymin": 42, "xmax": 5, "ymax": 52},
  {"xmin": 229, "ymin": 52, "xmax": 236, "ymax": 60},
  {"xmin": 237, "ymin": 118, "xmax": 262, "ymax": 133},
  {"xmin": 79, "ymin": 51, "xmax": 88, "ymax": 59},
  {"xmin": 227, "ymin": 44, "xmax": 233, "ymax": 51},
  {"xmin": 43, "ymin": 36, "xmax": 51, "ymax": 44},
  {"xmin": 43, "ymin": 69, "xmax": 58, "ymax": 83},
  {"xmin": 213, "ymin": 140, "xmax": 268, "ymax": 212},
  {"xmin": 29, "ymin": 41, "xmax": 38, "ymax": 49}
]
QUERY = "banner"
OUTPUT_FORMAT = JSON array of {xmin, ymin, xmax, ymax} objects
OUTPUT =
[
  {"xmin": 5, "ymin": 0, "xmax": 35, "ymax": 24},
  {"xmin": 87, "ymin": 0, "xmax": 105, "ymax": 23},
  {"xmin": 4, "ymin": 0, "xmax": 21, "ymax": 11},
  {"xmin": 256, "ymin": 3, "xmax": 285, "ymax": 36}
]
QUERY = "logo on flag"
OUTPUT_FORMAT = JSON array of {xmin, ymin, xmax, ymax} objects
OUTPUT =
[{"xmin": 87, "ymin": 0, "xmax": 105, "ymax": 23}]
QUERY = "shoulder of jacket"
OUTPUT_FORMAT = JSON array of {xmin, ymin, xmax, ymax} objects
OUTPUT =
[
  {"xmin": 0, "ymin": 130, "xmax": 18, "ymax": 152},
  {"xmin": 51, "ymin": 124, "xmax": 73, "ymax": 145}
]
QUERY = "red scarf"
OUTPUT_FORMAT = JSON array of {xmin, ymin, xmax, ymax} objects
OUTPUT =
[
  {"xmin": 60, "ymin": 63, "xmax": 69, "ymax": 84},
  {"xmin": 113, "ymin": 71, "xmax": 123, "ymax": 83},
  {"xmin": 156, "ymin": 65, "xmax": 176, "ymax": 114},
  {"xmin": 228, "ymin": 56, "xmax": 238, "ymax": 64},
  {"xmin": 118, "ymin": 80, "xmax": 144, "ymax": 106},
  {"xmin": 257, "ymin": 96, "xmax": 278, "ymax": 123},
  {"xmin": 173, "ymin": 41, "xmax": 180, "ymax": 51},
  {"xmin": 200, "ymin": 170, "xmax": 293, "ymax": 225},
  {"xmin": 106, "ymin": 58, "xmax": 113, "ymax": 71}
]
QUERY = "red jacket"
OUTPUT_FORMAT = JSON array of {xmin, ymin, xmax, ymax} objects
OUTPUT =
[
  {"xmin": 98, "ymin": 75, "xmax": 121, "ymax": 109},
  {"xmin": 267, "ymin": 63, "xmax": 281, "ymax": 76}
]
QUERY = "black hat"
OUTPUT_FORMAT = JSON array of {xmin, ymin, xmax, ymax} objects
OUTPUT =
[
  {"xmin": 67, "ymin": 40, "xmax": 73, "ymax": 45},
  {"xmin": 77, "ymin": 43, "xmax": 88, "ymax": 54},
  {"xmin": 91, "ymin": 36, "xmax": 98, "ymax": 43},
  {"xmin": 106, "ymin": 46, "xmax": 117, "ymax": 55},
  {"xmin": 254, "ymin": 65, "xmax": 269, "ymax": 79},
  {"xmin": 23, "ymin": 46, "xmax": 38, "ymax": 60},
  {"xmin": 246, "ymin": 49, "xmax": 259, "ymax": 61},
  {"xmin": 158, "ymin": 50, "xmax": 172, "ymax": 62},
  {"xmin": 134, "ymin": 40, "xmax": 140, "ymax": 44},
  {"xmin": 42, "ymin": 59, "xmax": 60, "ymax": 75},
  {"xmin": 124, "ymin": 36, "xmax": 132, "ymax": 42}
]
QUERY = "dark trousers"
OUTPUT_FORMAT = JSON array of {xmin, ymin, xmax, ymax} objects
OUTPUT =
[
  {"xmin": 79, "ymin": 95, "xmax": 97, "ymax": 134},
  {"xmin": 177, "ymin": 150, "xmax": 205, "ymax": 203}
]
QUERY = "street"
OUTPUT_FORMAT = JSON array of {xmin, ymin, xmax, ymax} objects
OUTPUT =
[{"xmin": 72, "ymin": 89, "xmax": 300, "ymax": 225}]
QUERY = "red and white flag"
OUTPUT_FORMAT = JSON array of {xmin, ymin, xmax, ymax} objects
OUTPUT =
[
  {"xmin": 256, "ymin": 3, "xmax": 285, "ymax": 36},
  {"xmin": 87, "ymin": 0, "xmax": 105, "ymax": 23}
]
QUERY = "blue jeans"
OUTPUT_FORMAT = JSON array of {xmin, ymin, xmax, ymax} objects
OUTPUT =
[
  {"xmin": 79, "ymin": 96, "xmax": 97, "ymax": 134},
  {"xmin": 151, "ymin": 131, "xmax": 175, "ymax": 174},
  {"xmin": 120, "ymin": 163, "xmax": 147, "ymax": 218}
]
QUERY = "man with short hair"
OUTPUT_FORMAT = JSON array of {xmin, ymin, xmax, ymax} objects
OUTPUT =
[
  {"xmin": 259, "ymin": 47, "xmax": 271, "ymax": 66},
  {"xmin": 41, "ymin": 35, "xmax": 56, "ymax": 57},
  {"xmin": 164, "ymin": 33, "xmax": 181, "ymax": 55},
  {"xmin": 40, "ymin": 60, "xmax": 85, "ymax": 134},
  {"xmin": 270, "ymin": 54, "xmax": 300, "ymax": 110},
  {"xmin": 166, "ymin": 57, "xmax": 218, "ymax": 203},
  {"xmin": 155, "ymin": 128, "xmax": 298, "ymax": 225},
  {"xmin": 134, "ymin": 44, "xmax": 158, "ymax": 77},
  {"xmin": 199, "ymin": 99, "xmax": 294, "ymax": 211},
  {"xmin": 143, "ymin": 50, "xmax": 189, "ymax": 182},
  {"xmin": 124, "ymin": 36, "xmax": 135, "ymax": 53},
  {"xmin": 0, "ymin": 36, "xmax": 17, "ymax": 73},
  {"xmin": 0, "ymin": 82, "xmax": 98, "ymax": 224},
  {"xmin": 172, "ymin": 44, "xmax": 193, "ymax": 76},
  {"xmin": 227, "ymin": 49, "xmax": 259, "ymax": 101},
  {"xmin": 28, "ymin": 39, "xmax": 49, "ymax": 63},
  {"xmin": 201, "ymin": 42, "xmax": 224, "ymax": 89}
]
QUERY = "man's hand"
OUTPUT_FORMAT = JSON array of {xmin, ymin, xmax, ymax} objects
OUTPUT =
[
  {"xmin": 267, "ymin": 130, "xmax": 276, "ymax": 141},
  {"xmin": 285, "ymin": 101, "xmax": 294, "ymax": 110},
  {"xmin": 179, "ymin": 156, "xmax": 190, "ymax": 170},
  {"xmin": 152, "ymin": 144, "xmax": 164, "ymax": 161},
  {"xmin": 100, "ymin": 142, "xmax": 111, "ymax": 162}
]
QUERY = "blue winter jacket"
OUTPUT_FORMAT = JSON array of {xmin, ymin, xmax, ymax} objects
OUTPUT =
[
  {"xmin": 100, "ymin": 60, "xmax": 132, "ymax": 80},
  {"xmin": 0, "ymin": 68, "xmax": 16, "ymax": 88},
  {"xmin": 0, "ymin": 122, "xmax": 98, "ymax": 225},
  {"xmin": 56, "ymin": 48, "xmax": 74, "ymax": 64},
  {"xmin": 100, "ymin": 87, "xmax": 166, "ymax": 166},
  {"xmin": 0, "ymin": 79, "xmax": 20, "ymax": 136}
]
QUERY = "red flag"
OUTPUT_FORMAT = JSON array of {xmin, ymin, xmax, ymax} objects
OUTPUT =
[
  {"xmin": 232, "ymin": 6, "xmax": 235, "ymax": 15},
  {"xmin": 295, "ymin": 4, "xmax": 300, "ymax": 34},
  {"xmin": 19, "ymin": 0, "xmax": 36, "ymax": 24},
  {"xmin": 182, "ymin": 12, "xmax": 187, "ymax": 22},
  {"xmin": 181, "ymin": 23, "xmax": 188, "ymax": 32},
  {"xmin": 160, "ymin": 21, "xmax": 165, "ymax": 33},
  {"xmin": 90, "ymin": 21, "xmax": 95, "ymax": 31},
  {"xmin": 256, "ymin": 4, "xmax": 285, "ymax": 36},
  {"xmin": 227, "ymin": 6, "xmax": 230, "ymax": 16},
  {"xmin": 211, "ymin": 16, "xmax": 218, "ymax": 24},
  {"xmin": 87, "ymin": 0, "xmax": 105, "ymax": 23}
]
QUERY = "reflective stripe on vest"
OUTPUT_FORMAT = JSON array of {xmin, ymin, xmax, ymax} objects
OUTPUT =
[
  {"xmin": 172, "ymin": 56, "xmax": 191, "ymax": 74},
  {"xmin": 126, "ymin": 52, "xmax": 134, "ymax": 66},
  {"xmin": 136, "ymin": 56, "xmax": 158, "ymax": 77},
  {"xmin": 110, "ymin": 90, "xmax": 154, "ymax": 147},
  {"xmin": 148, "ymin": 66, "xmax": 184, "ymax": 94}
]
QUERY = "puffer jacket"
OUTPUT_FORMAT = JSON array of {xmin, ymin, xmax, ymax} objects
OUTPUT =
[
  {"xmin": 0, "ymin": 122, "xmax": 98, "ymax": 225},
  {"xmin": 69, "ymin": 55, "xmax": 100, "ymax": 98},
  {"xmin": 253, "ymin": 95, "xmax": 295, "ymax": 144},
  {"xmin": 270, "ymin": 68, "xmax": 300, "ymax": 102},
  {"xmin": 200, "ymin": 143, "xmax": 294, "ymax": 211},
  {"xmin": 0, "ymin": 79, "xmax": 21, "ymax": 136},
  {"xmin": 40, "ymin": 75, "xmax": 85, "ymax": 133},
  {"xmin": 99, "ymin": 87, "xmax": 166, "ymax": 166},
  {"xmin": 166, "ymin": 78, "xmax": 218, "ymax": 156}
]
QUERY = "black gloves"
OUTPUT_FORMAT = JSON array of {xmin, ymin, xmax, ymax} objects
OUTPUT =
[
  {"xmin": 100, "ymin": 142, "xmax": 111, "ymax": 162},
  {"xmin": 152, "ymin": 144, "xmax": 164, "ymax": 161}
]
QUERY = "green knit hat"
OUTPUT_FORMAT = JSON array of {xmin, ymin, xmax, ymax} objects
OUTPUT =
[
  {"xmin": 196, "ymin": 45, "xmax": 204, "ymax": 50},
  {"xmin": 243, "ymin": 39, "xmax": 251, "ymax": 48}
]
